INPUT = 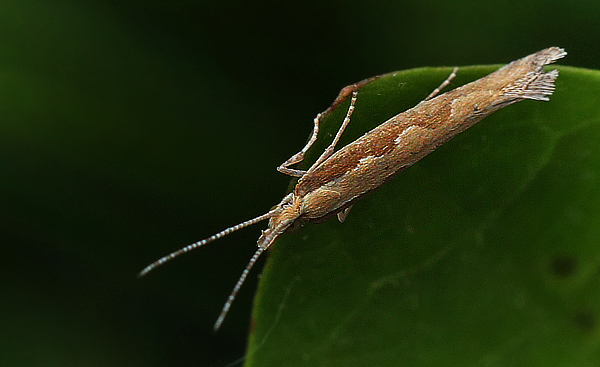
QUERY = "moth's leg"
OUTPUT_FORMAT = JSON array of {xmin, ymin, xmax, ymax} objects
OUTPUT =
[
  {"xmin": 337, "ymin": 205, "xmax": 353, "ymax": 223},
  {"xmin": 425, "ymin": 67, "xmax": 458, "ymax": 101},
  {"xmin": 277, "ymin": 112, "xmax": 323, "ymax": 177},
  {"xmin": 310, "ymin": 90, "xmax": 358, "ymax": 171},
  {"xmin": 278, "ymin": 76, "xmax": 377, "ymax": 178},
  {"xmin": 322, "ymin": 76, "xmax": 378, "ymax": 115}
]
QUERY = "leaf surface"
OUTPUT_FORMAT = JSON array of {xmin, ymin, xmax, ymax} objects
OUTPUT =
[{"xmin": 246, "ymin": 66, "xmax": 600, "ymax": 367}]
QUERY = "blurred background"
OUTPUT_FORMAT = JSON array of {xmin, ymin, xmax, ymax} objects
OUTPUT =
[{"xmin": 1, "ymin": 0, "xmax": 599, "ymax": 366}]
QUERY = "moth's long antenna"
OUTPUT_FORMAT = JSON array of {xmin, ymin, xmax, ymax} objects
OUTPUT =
[
  {"xmin": 138, "ymin": 212, "xmax": 271, "ymax": 277},
  {"xmin": 212, "ymin": 217, "xmax": 292, "ymax": 331},
  {"xmin": 213, "ymin": 246, "xmax": 265, "ymax": 331}
]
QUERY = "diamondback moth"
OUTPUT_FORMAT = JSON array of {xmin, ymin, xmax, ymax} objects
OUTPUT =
[{"xmin": 140, "ymin": 47, "xmax": 566, "ymax": 330}]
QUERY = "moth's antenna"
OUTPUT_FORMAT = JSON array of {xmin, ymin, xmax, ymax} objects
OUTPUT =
[
  {"xmin": 213, "ymin": 217, "xmax": 291, "ymax": 331},
  {"xmin": 213, "ymin": 246, "xmax": 265, "ymax": 331},
  {"xmin": 138, "ymin": 212, "xmax": 271, "ymax": 277}
]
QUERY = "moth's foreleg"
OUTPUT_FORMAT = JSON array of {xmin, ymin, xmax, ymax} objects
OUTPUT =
[
  {"xmin": 322, "ymin": 75, "xmax": 379, "ymax": 115},
  {"xmin": 310, "ymin": 90, "xmax": 358, "ymax": 171},
  {"xmin": 277, "ymin": 111, "xmax": 324, "ymax": 178},
  {"xmin": 278, "ymin": 76, "xmax": 377, "ymax": 178}
]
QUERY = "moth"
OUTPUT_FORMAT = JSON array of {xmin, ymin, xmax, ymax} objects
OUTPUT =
[{"xmin": 140, "ymin": 47, "xmax": 566, "ymax": 330}]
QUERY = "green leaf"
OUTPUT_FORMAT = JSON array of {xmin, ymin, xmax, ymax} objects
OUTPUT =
[{"xmin": 245, "ymin": 66, "xmax": 600, "ymax": 366}]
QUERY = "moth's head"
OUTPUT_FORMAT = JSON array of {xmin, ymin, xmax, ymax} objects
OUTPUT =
[{"xmin": 258, "ymin": 194, "xmax": 304, "ymax": 249}]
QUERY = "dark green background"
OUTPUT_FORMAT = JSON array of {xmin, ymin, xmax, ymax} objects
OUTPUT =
[{"xmin": 1, "ymin": 1, "xmax": 599, "ymax": 366}]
